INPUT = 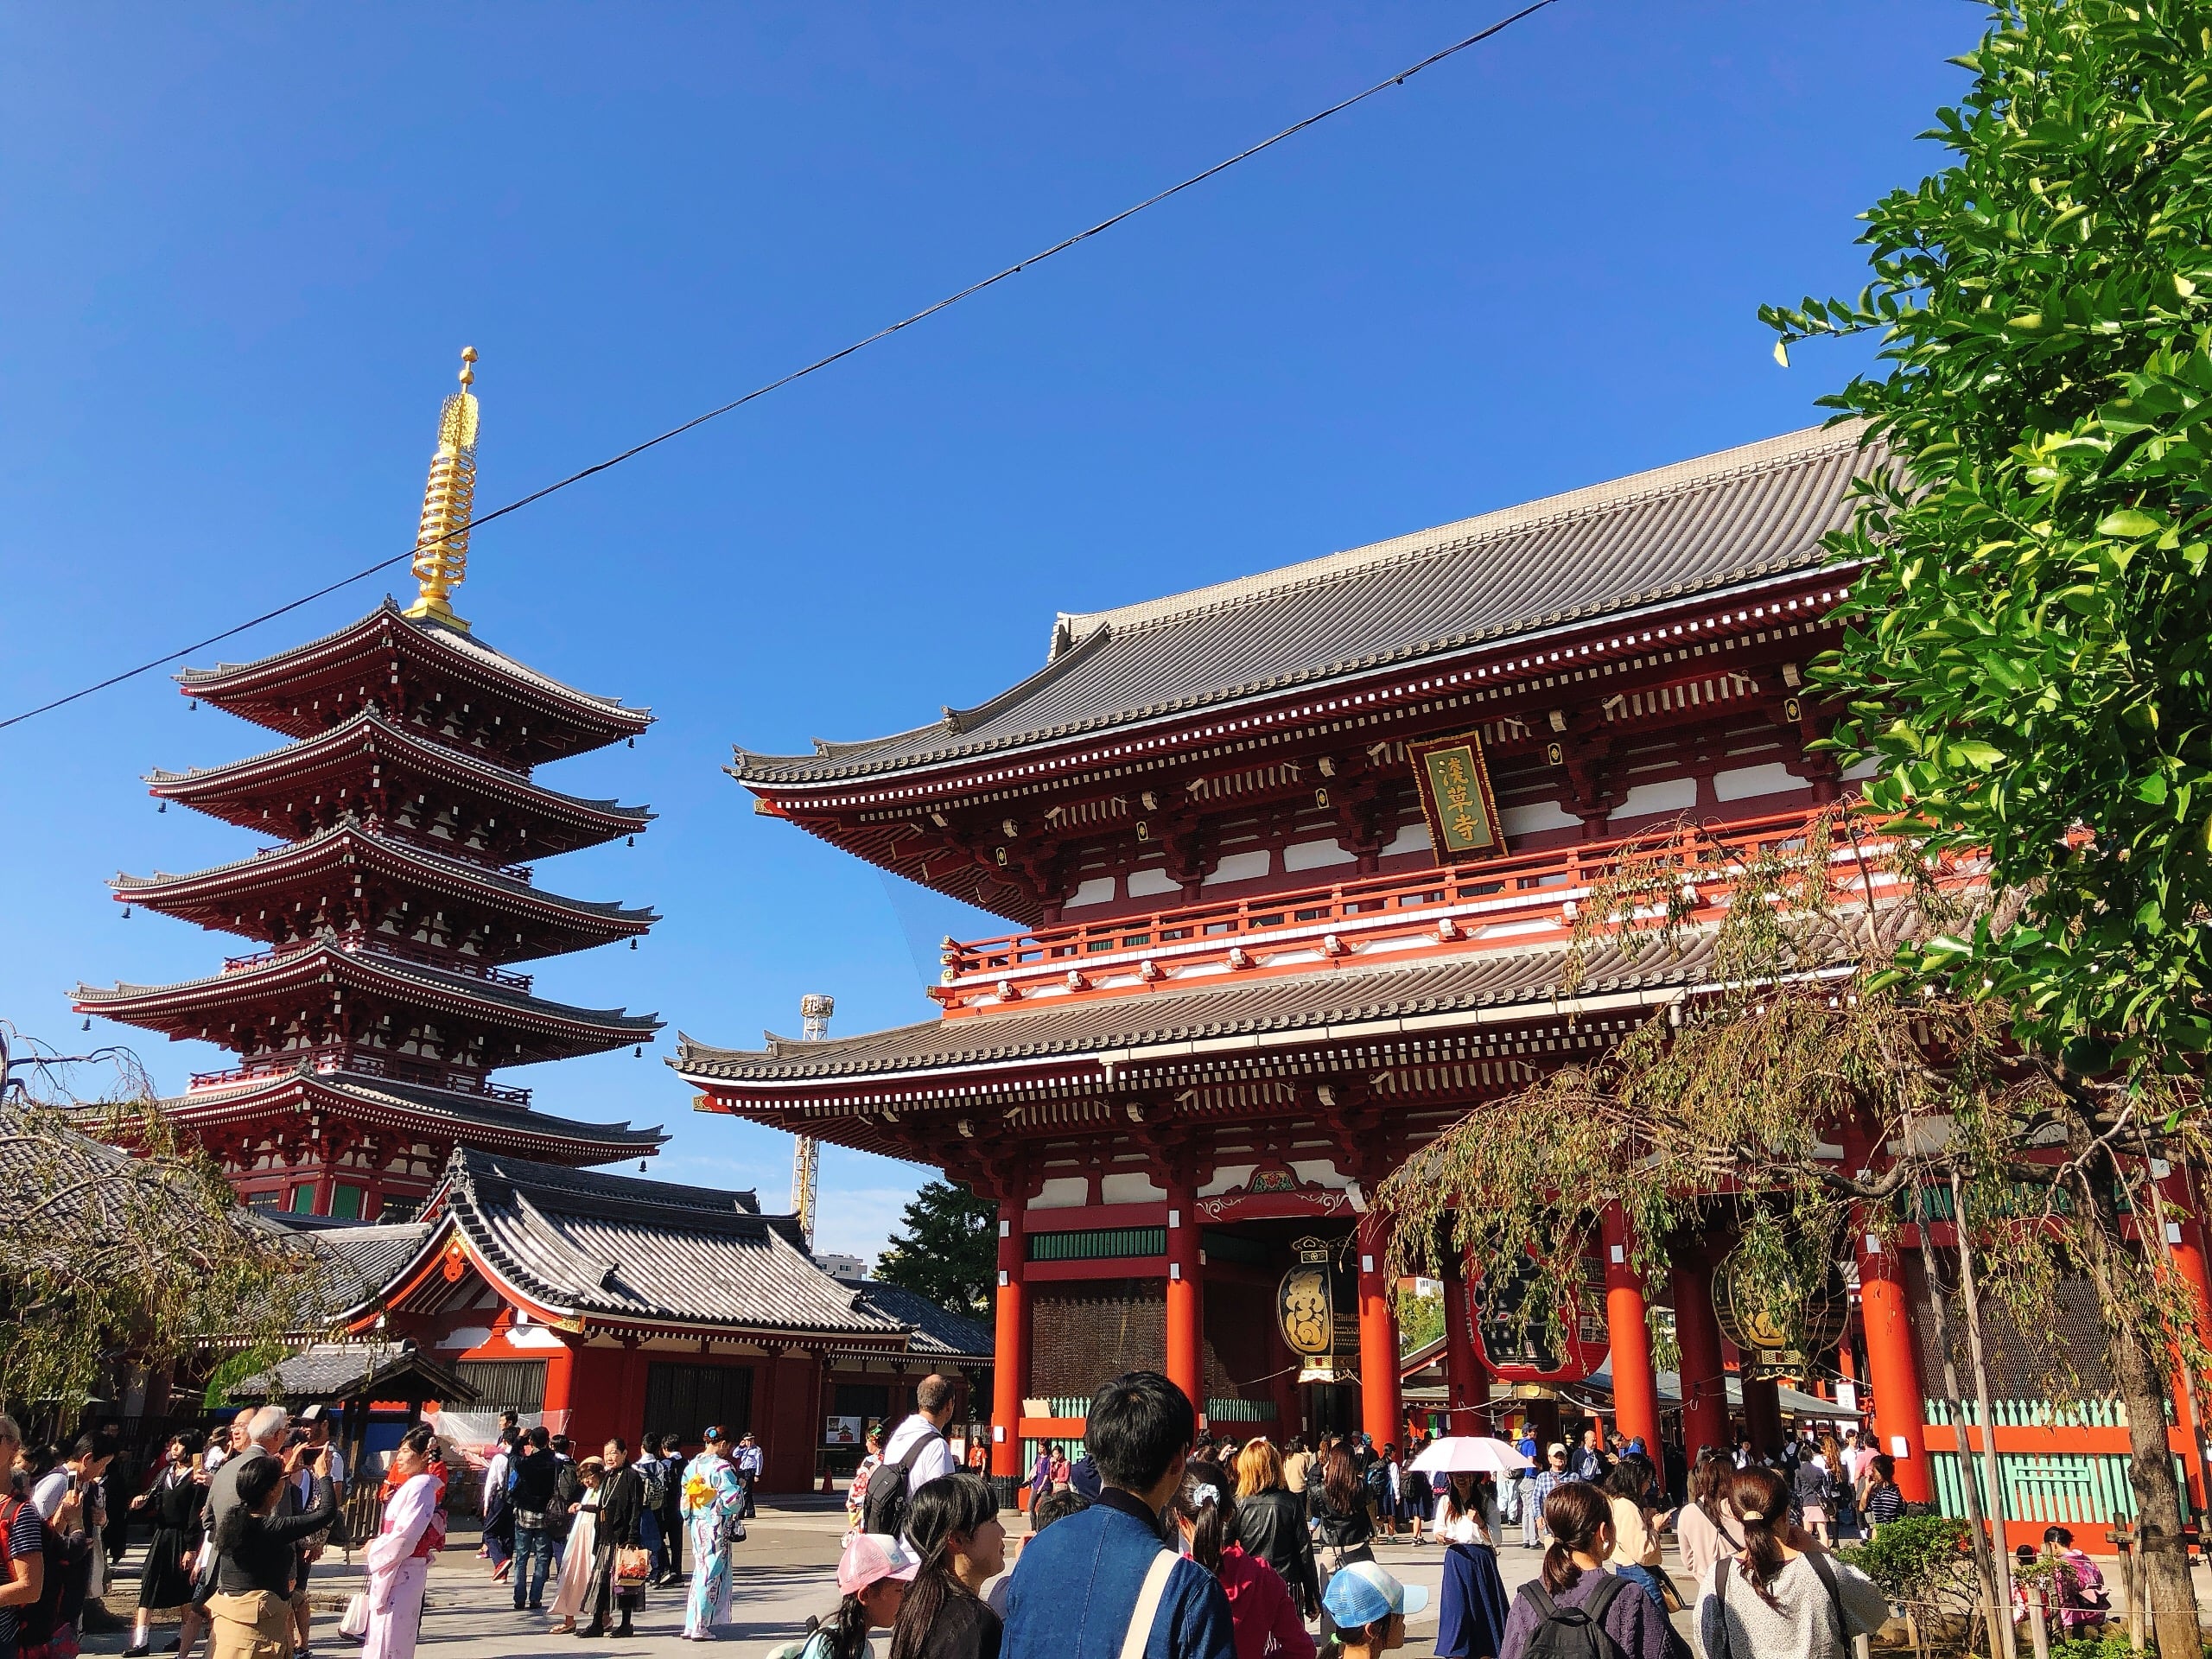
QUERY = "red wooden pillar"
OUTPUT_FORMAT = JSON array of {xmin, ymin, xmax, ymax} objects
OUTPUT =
[
  {"xmin": 1166, "ymin": 1187, "xmax": 1205, "ymax": 1428},
  {"xmin": 1740, "ymin": 1373, "xmax": 1783, "ymax": 1454},
  {"xmin": 541, "ymin": 1334, "xmax": 576, "ymax": 1437},
  {"xmin": 613, "ymin": 1341, "xmax": 649, "ymax": 1455},
  {"xmin": 1600, "ymin": 1206, "xmax": 1662, "ymax": 1454},
  {"xmin": 1669, "ymin": 1243, "xmax": 1729, "ymax": 1462},
  {"xmin": 1857, "ymin": 1224, "xmax": 1933, "ymax": 1503},
  {"xmin": 1440, "ymin": 1249, "xmax": 1485, "ymax": 1434},
  {"xmin": 1357, "ymin": 1217, "xmax": 1402, "ymax": 1452},
  {"xmin": 990, "ymin": 1201, "xmax": 1028, "ymax": 1484}
]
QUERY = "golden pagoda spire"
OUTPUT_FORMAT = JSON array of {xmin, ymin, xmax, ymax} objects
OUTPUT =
[{"xmin": 403, "ymin": 346, "xmax": 481, "ymax": 631}]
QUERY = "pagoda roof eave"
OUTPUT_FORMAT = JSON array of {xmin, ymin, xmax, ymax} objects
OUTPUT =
[
  {"xmin": 144, "ymin": 709, "xmax": 652, "ymax": 835},
  {"xmin": 729, "ymin": 422, "xmax": 1882, "ymax": 791},
  {"xmin": 176, "ymin": 600, "xmax": 651, "ymax": 751},
  {"xmin": 111, "ymin": 823, "xmax": 657, "ymax": 942},
  {"xmin": 73, "ymin": 942, "xmax": 662, "ymax": 1046},
  {"xmin": 156, "ymin": 1069, "xmax": 666, "ymax": 1159}
]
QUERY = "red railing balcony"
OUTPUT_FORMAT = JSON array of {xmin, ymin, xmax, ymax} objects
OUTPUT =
[
  {"xmin": 221, "ymin": 934, "xmax": 535, "ymax": 993},
  {"xmin": 188, "ymin": 1046, "xmax": 533, "ymax": 1106},
  {"xmin": 932, "ymin": 805, "xmax": 1981, "ymax": 1015}
]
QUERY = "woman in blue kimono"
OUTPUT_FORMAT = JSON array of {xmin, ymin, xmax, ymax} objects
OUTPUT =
[{"xmin": 681, "ymin": 1426, "xmax": 747, "ymax": 1640}]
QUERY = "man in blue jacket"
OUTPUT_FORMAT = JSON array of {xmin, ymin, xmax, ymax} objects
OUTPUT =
[{"xmin": 1000, "ymin": 1372, "xmax": 1235, "ymax": 1659}]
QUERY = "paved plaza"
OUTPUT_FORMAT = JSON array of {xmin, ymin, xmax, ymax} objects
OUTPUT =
[{"xmin": 80, "ymin": 1495, "xmax": 1611, "ymax": 1659}]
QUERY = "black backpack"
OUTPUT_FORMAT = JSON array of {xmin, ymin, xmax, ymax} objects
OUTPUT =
[
  {"xmin": 1518, "ymin": 1575, "xmax": 1629, "ymax": 1659},
  {"xmin": 860, "ymin": 1424, "xmax": 941, "ymax": 1540}
]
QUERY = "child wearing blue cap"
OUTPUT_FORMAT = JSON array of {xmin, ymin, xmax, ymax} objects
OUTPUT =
[{"xmin": 1320, "ymin": 1560, "xmax": 1426, "ymax": 1656}]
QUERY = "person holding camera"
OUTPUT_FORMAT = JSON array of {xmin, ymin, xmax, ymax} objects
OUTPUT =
[{"xmin": 205, "ymin": 1439, "xmax": 333, "ymax": 1659}]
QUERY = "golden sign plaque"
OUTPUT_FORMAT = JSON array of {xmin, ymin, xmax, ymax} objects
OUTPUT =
[{"xmin": 1409, "ymin": 729, "xmax": 1507, "ymax": 862}]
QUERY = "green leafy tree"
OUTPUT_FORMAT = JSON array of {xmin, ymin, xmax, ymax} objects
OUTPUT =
[
  {"xmin": 1373, "ymin": 819, "xmax": 2208, "ymax": 1656},
  {"xmin": 1396, "ymin": 1283, "xmax": 1444, "ymax": 1358},
  {"xmin": 874, "ymin": 1179, "xmax": 996, "ymax": 1319},
  {"xmin": 1762, "ymin": 0, "xmax": 2212, "ymax": 1069},
  {"xmin": 0, "ymin": 1025, "xmax": 337, "ymax": 1422}
]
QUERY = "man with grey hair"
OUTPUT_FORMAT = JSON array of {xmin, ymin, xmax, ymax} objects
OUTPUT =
[{"xmin": 204, "ymin": 1406, "xmax": 289, "ymax": 1540}]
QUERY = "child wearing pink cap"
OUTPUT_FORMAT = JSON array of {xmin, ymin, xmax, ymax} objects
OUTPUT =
[{"xmin": 767, "ymin": 1533, "xmax": 919, "ymax": 1659}]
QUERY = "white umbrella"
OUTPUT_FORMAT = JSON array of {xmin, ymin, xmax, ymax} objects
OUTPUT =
[{"xmin": 1408, "ymin": 1436, "xmax": 1533, "ymax": 1476}]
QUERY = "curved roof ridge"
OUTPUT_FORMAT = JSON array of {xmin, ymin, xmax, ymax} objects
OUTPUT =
[
  {"xmin": 73, "ymin": 942, "xmax": 663, "ymax": 1031},
  {"xmin": 940, "ymin": 619, "xmax": 1113, "ymax": 734},
  {"xmin": 145, "ymin": 708, "xmax": 655, "ymax": 821},
  {"xmin": 111, "ymin": 820, "xmax": 657, "ymax": 922},
  {"xmin": 1058, "ymin": 422, "xmax": 1866, "ymax": 642},
  {"xmin": 179, "ymin": 598, "xmax": 652, "ymax": 721}
]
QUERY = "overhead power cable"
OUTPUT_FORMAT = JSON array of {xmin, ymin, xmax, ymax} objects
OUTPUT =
[{"xmin": 0, "ymin": 0, "xmax": 1560, "ymax": 735}]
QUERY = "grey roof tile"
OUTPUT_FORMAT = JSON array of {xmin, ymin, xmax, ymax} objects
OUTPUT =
[
  {"xmin": 165, "ymin": 1070, "xmax": 665, "ymax": 1152},
  {"xmin": 734, "ymin": 423, "xmax": 1878, "ymax": 785},
  {"xmin": 848, "ymin": 1280, "xmax": 994, "ymax": 1359},
  {"xmin": 676, "ymin": 896, "xmax": 1936, "ymax": 1088},
  {"xmin": 431, "ymin": 1147, "xmax": 906, "ymax": 1338},
  {"xmin": 226, "ymin": 1338, "xmax": 477, "ymax": 1405}
]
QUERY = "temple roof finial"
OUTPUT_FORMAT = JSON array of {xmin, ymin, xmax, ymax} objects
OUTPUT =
[{"xmin": 403, "ymin": 346, "xmax": 481, "ymax": 632}]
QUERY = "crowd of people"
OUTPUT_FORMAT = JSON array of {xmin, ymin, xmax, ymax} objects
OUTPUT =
[
  {"xmin": 0, "ymin": 1407, "xmax": 440, "ymax": 1659},
  {"xmin": 0, "ymin": 1386, "xmax": 2121, "ymax": 1659}
]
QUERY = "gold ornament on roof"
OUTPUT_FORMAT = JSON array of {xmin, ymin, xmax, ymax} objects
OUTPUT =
[{"xmin": 403, "ymin": 346, "xmax": 480, "ymax": 631}]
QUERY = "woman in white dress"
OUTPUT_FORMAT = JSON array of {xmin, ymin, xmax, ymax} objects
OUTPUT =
[
  {"xmin": 362, "ymin": 1427, "xmax": 446, "ymax": 1659},
  {"xmin": 550, "ymin": 1458, "xmax": 606, "ymax": 1633}
]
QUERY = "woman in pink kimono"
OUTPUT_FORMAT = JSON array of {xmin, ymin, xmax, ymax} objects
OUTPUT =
[{"xmin": 364, "ymin": 1427, "xmax": 446, "ymax": 1659}]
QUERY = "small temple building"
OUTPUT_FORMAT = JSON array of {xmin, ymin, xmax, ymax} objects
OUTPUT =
[
  {"xmin": 75, "ymin": 351, "xmax": 664, "ymax": 1218},
  {"xmin": 322, "ymin": 1146, "xmax": 990, "ymax": 1493},
  {"xmin": 677, "ymin": 422, "xmax": 2212, "ymax": 1540}
]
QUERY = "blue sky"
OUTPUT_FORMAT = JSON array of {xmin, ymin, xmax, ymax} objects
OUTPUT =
[{"xmin": 0, "ymin": 3, "xmax": 1980, "ymax": 1264}]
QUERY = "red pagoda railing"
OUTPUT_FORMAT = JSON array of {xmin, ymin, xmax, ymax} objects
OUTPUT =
[
  {"xmin": 188, "ymin": 1047, "xmax": 533, "ymax": 1106},
  {"xmin": 935, "ymin": 804, "xmax": 1978, "ymax": 1012},
  {"xmin": 221, "ymin": 935, "xmax": 535, "ymax": 992}
]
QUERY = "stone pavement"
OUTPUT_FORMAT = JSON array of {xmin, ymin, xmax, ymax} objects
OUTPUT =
[
  {"xmin": 92, "ymin": 1493, "xmax": 2211, "ymax": 1657},
  {"xmin": 79, "ymin": 1497, "xmax": 1647, "ymax": 1659}
]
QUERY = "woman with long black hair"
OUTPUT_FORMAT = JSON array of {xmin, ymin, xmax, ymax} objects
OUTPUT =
[
  {"xmin": 887, "ymin": 1473, "xmax": 1005, "ymax": 1659},
  {"xmin": 1497, "ymin": 1482, "xmax": 1671, "ymax": 1659},
  {"xmin": 1173, "ymin": 1462, "xmax": 1313, "ymax": 1659},
  {"xmin": 124, "ymin": 1434, "xmax": 207, "ymax": 1659}
]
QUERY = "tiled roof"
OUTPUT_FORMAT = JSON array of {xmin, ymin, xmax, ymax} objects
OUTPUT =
[
  {"xmin": 74, "ymin": 941, "xmax": 663, "ymax": 1045},
  {"xmin": 178, "ymin": 599, "xmax": 651, "ymax": 725},
  {"xmin": 849, "ymin": 1280, "xmax": 994, "ymax": 1360},
  {"xmin": 113, "ymin": 822, "xmax": 657, "ymax": 931},
  {"xmin": 677, "ymin": 896, "xmax": 1935, "ymax": 1093},
  {"xmin": 313, "ymin": 1222, "xmax": 438, "ymax": 1302},
  {"xmin": 145, "ymin": 708, "xmax": 653, "ymax": 830},
  {"xmin": 427, "ymin": 1147, "xmax": 907, "ymax": 1338},
  {"xmin": 734, "ymin": 423, "xmax": 1878, "ymax": 785},
  {"xmin": 165, "ymin": 1070, "xmax": 666, "ymax": 1154},
  {"xmin": 677, "ymin": 934, "xmax": 1726, "ymax": 1088},
  {"xmin": 226, "ymin": 1338, "xmax": 478, "ymax": 1406}
]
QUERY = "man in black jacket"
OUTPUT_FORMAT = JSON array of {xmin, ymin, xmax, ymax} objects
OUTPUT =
[
  {"xmin": 507, "ymin": 1428, "xmax": 560, "ymax": 1613},
  {"xmin": 583, "ymin": 1439, "xmax": 645, "ymax": 1638}
]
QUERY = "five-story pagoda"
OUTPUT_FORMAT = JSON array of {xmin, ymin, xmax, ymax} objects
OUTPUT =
[{"xmin": 76, "ymin": 352, "xmax": 666, "ymax": 1220}]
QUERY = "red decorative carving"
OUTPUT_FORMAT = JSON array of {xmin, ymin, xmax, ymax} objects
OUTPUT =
[{"xmin": 1194, "ymin": 1159, "xmax": 1352, "ymax": 1224}]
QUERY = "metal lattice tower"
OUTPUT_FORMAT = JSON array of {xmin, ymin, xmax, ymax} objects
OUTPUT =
[{"xmin": 791, "ymin": 994, "xmax": 834, "ymax": 1243}]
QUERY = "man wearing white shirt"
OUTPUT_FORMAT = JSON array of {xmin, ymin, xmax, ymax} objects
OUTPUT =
[{"xmin": 879, "ymin": 1375, "xmax": 959, "ymax": 1500}]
